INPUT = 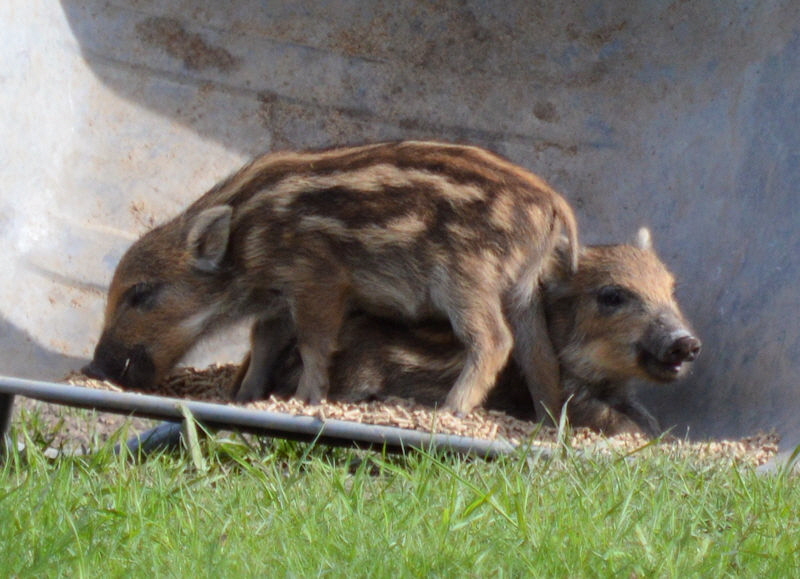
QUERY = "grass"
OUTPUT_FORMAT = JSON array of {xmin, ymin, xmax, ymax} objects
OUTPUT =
[{"xmin": 1, "ymin": 413, "xmax": 799, "ymax": 578}]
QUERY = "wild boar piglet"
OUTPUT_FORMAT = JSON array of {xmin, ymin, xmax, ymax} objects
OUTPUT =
[
  {"xmin": 256, "ymin": 229, "xmax": 700, "ymax": 436},
  {"xmin": 84, "ymin": 140, "xmax": 578, "ymax": 415}
]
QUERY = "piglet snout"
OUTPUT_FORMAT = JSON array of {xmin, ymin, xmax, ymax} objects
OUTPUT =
[{"xmin": 663, "ymin": 334, "xmax": 702, "ymax": 365}]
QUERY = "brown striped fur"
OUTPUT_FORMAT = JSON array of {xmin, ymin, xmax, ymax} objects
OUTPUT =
[
  {"xmin": 84, "ymin": 141, "xmax": 578, "ymax": 416},
  {"xmin": 255, "ymin": 232, "xmax": 701, "ymax": 436}
]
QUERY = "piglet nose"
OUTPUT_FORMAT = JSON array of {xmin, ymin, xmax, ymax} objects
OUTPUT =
[
  {"xmin": 664, "ymin": 335, "xmax": 702, "ymax": 364},
  {"xmin": 81, "ymin": 360, "xmax": 109, "ymax": 381}
]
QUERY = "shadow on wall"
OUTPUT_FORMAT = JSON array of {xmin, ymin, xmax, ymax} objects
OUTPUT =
[
  {"xmin": 0, "ymin": 317, "xmax": 88, "ymax": 381},
  {"xmin": 59, "ymin": 0, "xmax": 513, "ymax": 155},
  {"xmin": 58, "ymin": 0, "xmax": 675, "ymax": 156}
]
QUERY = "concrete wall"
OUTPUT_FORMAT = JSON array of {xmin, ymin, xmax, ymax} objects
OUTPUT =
[{"xmin": 2, "ymin": 1, "xmax": 798, "ymax": 446}]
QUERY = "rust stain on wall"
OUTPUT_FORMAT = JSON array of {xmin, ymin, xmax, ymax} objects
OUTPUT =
[{"xmin": 136, "ymin": 16, "xmax": 240, "ymax": 73}]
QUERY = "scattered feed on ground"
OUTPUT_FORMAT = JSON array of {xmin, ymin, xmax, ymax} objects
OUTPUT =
[{"xmin": 26, "ymin": 364, "xmax": 776, "ymax": 466}]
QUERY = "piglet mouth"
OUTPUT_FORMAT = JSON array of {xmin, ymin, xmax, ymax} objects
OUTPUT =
[
  {"xmin": 82, "ymin": 360, "xmax": 113, "ymax": 382},
  {"xmin": 82, "ymin": 342, "xmax": 158, "ymax": 390},
  {"xmin": 638, "ymin": 350, "xmax": 687, "ymax": 381},
  {"xmin": 637, "ymin": 334, "xmax": 701, "ymax": 382}
]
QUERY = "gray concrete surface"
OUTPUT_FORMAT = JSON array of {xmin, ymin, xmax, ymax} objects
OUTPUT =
[{"xmin": 2, "ymin": 1, "xmax": 798, "ymax": 448}]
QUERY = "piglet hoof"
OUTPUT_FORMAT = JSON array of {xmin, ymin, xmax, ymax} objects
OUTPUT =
[
  {"xmin": 234, "ymin": 389, "xmax": 259, "ymax": 404},
  {"xmin": 441, "ymin": 402, "xmax": 469, "ymax": 419},
  {"xmin": 294, "ymin": 390, "xmax": 323, "ymax": 406},
  {"xmin": 303, "ymin": 395, "xmax": 324, "ymax": 406},
  {"xmin": 295, "ymin": 379, "xmax": 327, "ymax": 406}
]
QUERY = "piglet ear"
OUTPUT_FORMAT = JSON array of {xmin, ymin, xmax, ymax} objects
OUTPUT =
[
  {"xmin": 635, "ymin": 227, "xmax": 653, "ymax": 251},
  {"xmin": 553, "ymin": 234, "xmax": 576, "ymax": 272},
  {"xmin": 187, "ymin": 206, "xmax": 232, "ymax": 272},
  {"xmin": 541, "ymin": 234, "xmax": 582, "ymax": 294}
]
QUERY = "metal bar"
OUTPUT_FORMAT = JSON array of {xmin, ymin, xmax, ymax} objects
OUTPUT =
[
  {"xmin": 0, "ymin": 375, "xmax": 524, "ymax": 459},
  {"xmin": 0, "ymin": 392, "xmax": 14, "ymax": 457},
  {"xmin": 116, "ymin": 421, "xmax": 184, "ymax": 457}
]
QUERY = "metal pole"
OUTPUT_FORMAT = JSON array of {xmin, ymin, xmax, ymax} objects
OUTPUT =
[
  {"xmin": 116, "ymin": 420, "xmax": 184, "ymax": 457},
  {"xmin": 0, "ymin": 392, "xmax": 14, "ymax": 457},
  {"xmin": 0, "ymin": 376, "xmax": 527, "ymax": 459}
]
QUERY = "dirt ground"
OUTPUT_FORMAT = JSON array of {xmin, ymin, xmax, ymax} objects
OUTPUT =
[{"xmin": 11, "ymin": 396, "xmax": 162, "ymax": 454}]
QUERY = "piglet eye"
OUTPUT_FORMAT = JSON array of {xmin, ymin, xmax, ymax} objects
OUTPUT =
[
  {"xmin": 596, "ymin": 285, "xmax": 629, "ymax": 310},
  {"xmin": 124, "ymin": 282, "xmax": 161, "ymax": 310}
]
